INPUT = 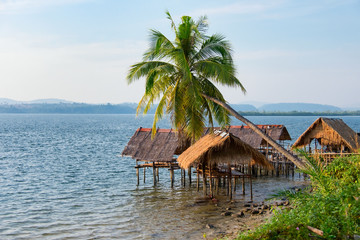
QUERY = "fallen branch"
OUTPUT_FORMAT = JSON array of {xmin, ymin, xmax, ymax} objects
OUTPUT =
[{"xmin": 307, "ymin": 226, "xmax": 324, "ymax": 236}]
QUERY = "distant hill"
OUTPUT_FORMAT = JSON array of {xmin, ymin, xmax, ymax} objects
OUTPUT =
[
  {"xmin": 0, "ymin": 103, "xmax": 136, "ymax": 114},
  {"xmin": 0, "ymin": 98, "xmax": 355, "ymax": 114},
  {"xmin": 230, "ymin": 104, "xmax": 257, "ymax": 112},
  {"xmin": 0, "ymin": 98, "xmax": 73, "ymax": 104},
  {"xmin": 258, "ymin": 103, "xmax": 342, "ymax": 112}
]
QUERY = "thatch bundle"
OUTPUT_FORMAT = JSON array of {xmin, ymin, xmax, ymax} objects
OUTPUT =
[
  {"xmin": 292, "ymin": 118, "xmax": 360, "ymax": 152},
  {"xmin": 177, "ymin": 130, "xmax": 273, "ymax": 170}
]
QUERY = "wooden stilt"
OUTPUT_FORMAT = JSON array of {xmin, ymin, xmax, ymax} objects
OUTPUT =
[
  {"xmin": 250, "ymin": 166, "xmax": 253, "ymax": 201},
  {"xmin": 242, "ymin": 176, "xmax": 245, "ymax": 195},
  {"xmin": 182, "ymin": 169, "xmax": 186, "ymax": 187},
  {"xmin": 228, "ymin": 165, "xmax": 232, "ymax": 200},
  {"xmin": 136, "ymin": 167, "xmax": 139, "ymax": 186},
  {"xmin": 196, "ymin": 169, "xmax": 200, "ymax": 192},
  {"xmin": 209, "ymin": 162, "xmax": 213, "ymax": 198},
  {"xmin": 188, "ymin": 166, "xmax": 192, "ymax": 185},
  {"xmin": 156, "ymin": 167, "xmax": 159, "ymax": 182},
  {"xmin": 143, "ymin": 167, "xmax": 146, "ymax": 183},
  {"xmin": 202, "ymin": 164, "xmax": 207, "ymax": 196},
  {"xmin": 153, "ymin": 163, "xmax": 156, "ymax": 186},
  {"xmin": 170, "ymin": 167, "xmax": 174, "ymax": 188},
  {"xmin": 233, "ymin": 177, "xmax": 236, "ymax": 192}
]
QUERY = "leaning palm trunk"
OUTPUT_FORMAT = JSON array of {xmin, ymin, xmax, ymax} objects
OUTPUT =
[{"xmin": 203, "ymin": 94, "xmax": 306, "ymax": 169}]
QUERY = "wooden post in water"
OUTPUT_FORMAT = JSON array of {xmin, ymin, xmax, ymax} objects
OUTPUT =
[
  {"xmin": 202, "ymin": 164, "xmax": 207, "ymax": 196},
  {"xmin": 156, "ymin": 167, "xmax": 159, "ymax": 182},
  {"xmin": 209, "ymin": 162, "xmax": 213, "ymax": 198},
  {"xmin": 242, "ymin": 175, "xmax": 245, "ymax": 195},
  {"xmin": 170, "ymin": 166, "xmax": 174, "ymax": 188},
  {"xmin": 136, "ymin": 167, "xmax": 139, "ymax": 186},
  {"xmin": 188, "ymin": 166, "xmax": 192, "ymax": 185},
  {"xmin": 143, "ymin": 167, "xmax": 146, "ymax": 183},
  {"xmin": 233, "ymin": 177, "xmax": 236, "ymax": 192},
  {"xmin": 228, "ymin": 165, "xmax": 232, "ymax": 200},
  {"xmin": 153, "ymin": 162, "xmax": 156, "ymax": 186},
  {"xmin": 182, "ymin": 169, "xmax": 186, "ymax": 187},
  {"xmin": 136, "ymin": 160, "xmax": 139, "ymax": 186},
  {"xmin": 250, "ymin": 165, "xmax": 253, "ymax": 201},
  {"xmin": 196, "ymin": 169, "xmax": 200, "ymax": 192}
]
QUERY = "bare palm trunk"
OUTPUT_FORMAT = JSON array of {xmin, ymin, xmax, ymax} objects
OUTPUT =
[{"xmin": 203, "ymin": 95, "xmax": 306, "ymax": 169}]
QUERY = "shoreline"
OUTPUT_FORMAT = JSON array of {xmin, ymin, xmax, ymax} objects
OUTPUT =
[{"xmin": 197, "ymin": 199, "xmax": 285, "ymax": 240}]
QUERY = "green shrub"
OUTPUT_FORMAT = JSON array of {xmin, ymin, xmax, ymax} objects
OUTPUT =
[{"xmin": 236, "ymin": 154, "xmax": 360, "ymax": 240}]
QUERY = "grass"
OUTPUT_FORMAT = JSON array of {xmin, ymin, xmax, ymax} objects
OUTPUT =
[{"xmin": 235, "ymin": 153, "xmax": 360, "ymax": 240}]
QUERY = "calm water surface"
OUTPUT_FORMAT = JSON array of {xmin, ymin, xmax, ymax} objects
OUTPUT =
[{"xmin": 0, "ymin": 115, "xmax": 359, "ymax": 239}]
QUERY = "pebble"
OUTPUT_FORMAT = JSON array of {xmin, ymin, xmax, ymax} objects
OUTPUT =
[
  {"xmin": 206, "ymin": 224, "xmax": 215, "ymax": 229},
  {"xmin": 251, "ymin": 210, "xmax": 259, "ymax": 214},
  {"xmin": 236, "ymin": 211, "xmax": 245, "ymax": 218},
  {"xmin": 221, "ymin": 211, "xmax": 232, "ymax": 216}
]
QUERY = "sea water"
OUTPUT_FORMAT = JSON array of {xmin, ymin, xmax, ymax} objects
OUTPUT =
[{"xmin": 0, "ymin": 114, "xmax": 359, "ymax": 239}]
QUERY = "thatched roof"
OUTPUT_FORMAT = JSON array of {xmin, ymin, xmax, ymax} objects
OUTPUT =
[
  {"xmin": 121, "ymin": 127, "xmax": 185, "ymax": 162},
  {"xmin": 292, "ymin": 117, "xmax": 360, "ymax": 152},
  {"xmin": 122, "ymin": 125, "xmax": 291, "ymax": 162},
  {"xmin": 204, "ymin": 125, "xmax": 291, "ymax": 148},
  {"xmin": 177, "ymin": 130, "xmax": 273, "ymax": 170}
]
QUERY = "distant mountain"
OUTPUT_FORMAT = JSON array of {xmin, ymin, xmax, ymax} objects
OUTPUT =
[
  {"xmin": 258, "ymin": 103, "xmax": 342, "ymax": 112},
  {"xmin": 0, "ymin": 98, "xmax": 20, "ymax": 104},
  {"xmin": 0, "ymin": 99, "xmax": 353, "ymax": 114},
  {"xmin": 0, "ymin": 98, "xmax": 73, "ymax": 104},
  {"xmin": 0, "ymin": 103, "xmax": 136, "ymax": 114},
  {"xmin": 230, "ymin": 104, "xmax": 257, "ymax": 112},
  {"xmin": 28, "ymin": 98, "xmax": 74, "ymax": 104}
]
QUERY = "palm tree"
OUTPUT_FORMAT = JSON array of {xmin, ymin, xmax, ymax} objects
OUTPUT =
[
  {"xmin": 127, "ymin": 12, "xmax": 305, "ymax": 168},
  {"xmin": 127, "ymin": 12, "xmax": 245, "ymax": 142}
]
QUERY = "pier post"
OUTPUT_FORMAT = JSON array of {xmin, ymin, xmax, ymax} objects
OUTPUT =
[
  {"xmin": 153, "ymin": 163, "xmax": 156, "ymax": 186},
  {"xmin": 170, "ymin": 166, "xmax": 174, "ymax": 188},
  {"xmin": 202, "ymin": 164, "xmax": 207, "ymax": 196},
  {"xmin": 242, "ymin": 176, "xmax": 245, "ymax": 195},
  {"xmin": 250, "ymin": 166, "xmax": 253, "ymax": 201},
  {"xmin": 196, "ymin": 170, "xmax": 200, "ymax": 191},
  {"xmin": 228, "ymin": 165, "xmax": 232, "ymax": 200},
  {"xmin": 136, "ymin": 167, "xmax": 139, "ymax": 186},
  {"xmin": 209, "ymin": 163, "xmax": 213, "ymax": 198},
  {"xmin": 143, "ymin": 167, "xmax": 146, "ymax": 183},
  {"xmin": 188, "ymin": 167, "xmax": 192, "ymax": 185}
]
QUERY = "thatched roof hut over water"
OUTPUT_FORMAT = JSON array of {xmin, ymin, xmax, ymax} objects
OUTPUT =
[
  {"xmin": 177, "ymin": 130, "xmax": 273, "ymax": 170},
  {"xmin": 122, "ymin": 125, "xmax": 292, "ymax": 163},
  {"xmin": 121, "ymin": 127, "xmax": 187, "ymax": 162},
  {"xmin": 226, "ymin": 125, "xmax": 291, "ymax": 148},
  {"xmin": 292, "ymin": 117, "xmax": 360, "ymax": 153}
]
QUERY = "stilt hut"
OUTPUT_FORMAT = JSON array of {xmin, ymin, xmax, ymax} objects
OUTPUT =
[
  {"xmin": 226, "ymin": 125, "xmax": 292, "ymax": 177},
  {"xmin": 177, "ymin": 130, "xmax": 273, "ymax": 200},
  {"xmin": 122, "ymin": 127, "xmax": 189, "ymax": 186},
  {"xmin": 292, "ymin": 117, "xmax": 360, "ymax": 161}
]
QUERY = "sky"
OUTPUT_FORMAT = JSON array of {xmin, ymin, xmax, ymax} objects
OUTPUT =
[{"xmin": 0, "ymin": 0, "xmax": 359, "ymax": 108}]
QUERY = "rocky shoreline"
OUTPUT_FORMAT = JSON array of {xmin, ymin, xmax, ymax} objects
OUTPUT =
[{"xmin": 200, "ymin": 199, "xmax": 292, "ymax": 239}]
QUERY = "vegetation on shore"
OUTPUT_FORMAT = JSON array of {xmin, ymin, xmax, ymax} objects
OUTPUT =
[{"xmin": 236, "ymin": 154, "xmax": 360, "ymax": 239}]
